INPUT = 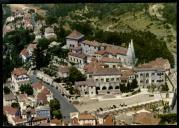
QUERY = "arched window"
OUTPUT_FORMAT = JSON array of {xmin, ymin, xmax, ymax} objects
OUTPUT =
[
  {"xmin": 96, "ymin": 87, "xmax": 100, "ymax": 90},
  {"xmin": 102, "ymin": 86, "xmax": 107, "ymax": 90},
  {"xmin": 115, "ymin": 86, "xmax": 119, "ymax": 89},
  {"xmin": 108, "ymin": 86, "xmax": 113, "ymax": 90}
]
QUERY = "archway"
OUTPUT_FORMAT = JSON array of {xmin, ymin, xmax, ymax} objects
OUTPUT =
[
  {"xmin": 115, "ymin": 86, "xmax": 119, "ymax": 89},
  {"xmin": 108, "ymin": 86, "xmax": 113, "ymax": 90},
  {"xmin": 102, "ymin": 86, "xmax": 107, "ymax": 90}
]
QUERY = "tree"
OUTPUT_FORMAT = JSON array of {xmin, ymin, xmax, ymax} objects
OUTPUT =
[
  {"xmin": 161, "ymin": 83, "xmax": 169, "ymax": 92},
  {"xmin": 131, "ymin": 79, "xmax": 138, "ymax": 89},
  {"xmin": 52, "ymin": 109, "xmax": 62, "ymax": 119},
  {"xmin": 19, "ymin": 84, "xmax": 33, "ymax": 95},
  {"xmin": 11, "ymin": 102, "xmax": 20, "ymax": 108},
  {"xmin": 37, "ymin": 38, "xmax": 50, "ymax": 50},
  {"xmin": 68, "ymin": 67, "xmax": 86, "ymax": 85},
  {"xmin": 3, "ymin": 86, "xmax": 10, "ymax": 94},
  {"xmin": 50, "ymin": 99, "xmax": 61, "ymax": 119}
]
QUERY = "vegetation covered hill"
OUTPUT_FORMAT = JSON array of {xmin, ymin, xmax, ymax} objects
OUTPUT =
[{"xmin": 40, "ymin": 3, "xmax": 175, "ymax": 67}]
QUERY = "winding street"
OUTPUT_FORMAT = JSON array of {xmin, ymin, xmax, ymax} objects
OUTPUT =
[{"xmin": 30, "ymin": 72, "xmax": 78, "ymax": 121}]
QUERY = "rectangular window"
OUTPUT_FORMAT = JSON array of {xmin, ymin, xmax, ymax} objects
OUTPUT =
[
  {"xmin": 106, "ymin": 78, "xmax": 109, "ymax": 82},
  {"xmin": 101, "ymin": 78, "xmax": 104, "ymax": 82},
  {"xmin": 111, "ymin": 78, "xmax": 114, "ymax": 81},
  {"xmin": 140, "ymin": 73, "xmax": 143, "ymax": 76},
  {"xmin": 116, "ymin": 78, "xmax": 119, "ymax": 81},
  {"xmin": 96, "ymin": 79, "xmax": 98, "ymax": 82},
  {"xmin": 152, "ymin": 73, "xmax": 155, "ymax": 75}
]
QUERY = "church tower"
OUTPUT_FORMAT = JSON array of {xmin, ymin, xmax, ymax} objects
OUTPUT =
[{"xmin": 127, "ymin": 39, "xmax": 136, "ymax": 67}]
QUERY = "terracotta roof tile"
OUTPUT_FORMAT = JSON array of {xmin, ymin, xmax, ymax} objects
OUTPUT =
[
  {"xmin": 81, "ymin": 40, "xmax": 101, "ymax": 47},
  {"xmin": 3, "ymin": 106, "xmax": 18, "ymax": 115},
  {"xmin": 20, "ymin": 48, "xmax": 29, "ymax": 57},
  {"xmin": 4, "ymin": 93, "xmax": 16, "ymax": 101},
  {"xmin": 79, "ymin": 113, "xmax": 96, "ymax": 120},
  {"xmin": 121, "ymin": 69, "xmax": 134, "ymax": 80},
  {"xmin": 84, "ymin": 61, "xmax": 106, "ymax": 74},
  {"xmin": 66, "ymin": 30, "xmax": 84, "ymax": 39},
  {"xmin": 103, "ymin": 115, "xmax": 114, "ymax": 125},
  {"xmin": 41, "ymin": 87, "xmax": 50, "ymax": 95},
  {"xmin": 136, "ymin": 57, "xmax": 170, "ymax": 71},
  {"xmin": 11, "ymin": 68, "xmax": 28, "ymax": 77},
  {"xmin": 51, "ymin": 118, "xmax": 63, "ymax": 125},
  {"xmin": 37, "ymin": 93, "xmax": 47, "ymax": 103},
  {"xmin": 12, "ymin": 117, "xmax": 26, "ymax": 123},
  {"xmin": 32, "ymin": 81, "xmax": 43, "ymax": 90}
]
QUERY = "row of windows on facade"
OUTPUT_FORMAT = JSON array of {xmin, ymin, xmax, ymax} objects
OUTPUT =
[
  {"xmin": 16, "ymin": 77, "xmax": 29, "ymax": 81},
  {"xmin": 139, "ymin": 79, "xmax": 164, "ymax": 83},
  {"xmin": 69, "ymin": 57, "xmax": 84, "ymax": 64},
  {"xmin": 136, "ymin": 72, "xmax": 164, "ymax": 77},
  {"xmin": 80, "ymin": 85, "xmax": 120, "ymax": 90}
]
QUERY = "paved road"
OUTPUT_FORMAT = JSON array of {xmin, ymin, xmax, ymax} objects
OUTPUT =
[{"xmin": 30, "ymin": 73, "xmax": 78, "ymax": 121}]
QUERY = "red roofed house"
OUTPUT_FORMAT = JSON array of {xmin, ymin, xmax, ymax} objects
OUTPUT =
[
  {"xmin": 27, "ymin": 42, "xmax": 37, "ymax": 56},
  {"xmin": 36, "ymin": 92, "xmax": 48, "ymax": 105},
  {"xmin": 20, "ymin": 48, "xmax": 30, "ymax": 62},
  {"xmin": 32, "ymin": 81, "xmax": 44, "ymax": 96},
  {"xmin": 11, "ymin": 68, "xmax": 30, "ymax": 92},
  {"xmin": 68, "ymin": 52, "xmax": 87, "ymax": 68},
  {"xmin": 70, "ymin": 112, "xmax": 96, "ymax": 126},
  {"xmin": 66, "ymin": 30, "xmax": 84, "ymax": 49},
  {"xmin": 97, "ymin": 114, "xmax": 114, "ymax": 125}
]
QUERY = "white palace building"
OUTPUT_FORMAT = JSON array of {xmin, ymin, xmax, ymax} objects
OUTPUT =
[{"xmin": 65, "ymin": 30, "xmax": 171, "ymax": 97}]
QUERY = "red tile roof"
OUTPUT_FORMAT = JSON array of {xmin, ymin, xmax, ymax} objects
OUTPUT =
[
  {"xmin": 95, "ymin": 50, "xmax": 107, "ymax": 55},
  {"xmin": 37, "ymin": 93, "xmax": 48, "ymax": 103},
  {"xmin": 81, "ymin": 40, "xmax": 101, "ymax": 47},
  {"xmin": 84, "ymin": 61, "xmax": 106, "ymax": 74},
  {"xmin": 103, "ymin": 115, "xmax": 114, "ymax": 125},
  {"xmin": 68, "ymin": 52, "xmax": 86, "ymax": 59},
  {"xmin": 105, "ymin": 46, "xmax": 127, "ymax": 55},
  {"xmin": 79, "ymin": 113, "xmax": 96, "ymax": 120},
  {"xmin": 51, "ymin": 118, "xmax": 63, "ymax": 125},
  {"xmin": 11, "ymin": 68, "xmax": 28, "ymax": 77},
  {"xmin": 66, "ymin": 30, "xmax": 84, "ymax": 39},
  {"xmin": 100, "ymin": 57, "xmax": 121, "ymax": 63},
  {"xmin": 136, "ymin": 57, "xmax": 170, "ymax": 71},
  {"xmin": 3, "ymin": 106, "xmax": 18, "ymax": 115},
  {"xmin": 41, "ymin": 87, "xmax": 50, "ymax": 95},
  {"xmin": 121, "ymin": 69, "xmax": 134, "ymax": 80},
  {"xmin": 32, "ymin": 81, "xmax": 43, "ymax": 90},
  {"xmin": 20, "ymin": 48, "xmax": 29, "ymax": 57},
  {"xmin": 18, "ymin": 94, "xmax": 28, "ymax": 102},
  {"xmin": 12, "ymin": 117, "xmax": 26, "ymax": 123}
]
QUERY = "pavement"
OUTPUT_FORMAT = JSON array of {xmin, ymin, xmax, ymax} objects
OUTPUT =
[
  {"xmin": 74, "ymin": 92, "xmax": 162, "ymax": 113},
  {"xmin": 30, "ymin": 72, "xmax": 78, "ymax": 121}
]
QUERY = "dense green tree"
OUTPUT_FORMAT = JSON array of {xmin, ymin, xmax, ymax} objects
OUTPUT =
[
  {"xmin": 52, "ymin": 109, "xmax": 62, "ymax": 119},
  {"xmin": 19, "ymin": 84, "xmax": 33, "ymax": 95},
  {"xmin": 68, "ymin": 67, "xmax": 86, "ymax": 85},
  {"xmin": 131, "ymin": 79, "xmax": 138, "ymax": 89},
  {"xmin": 11, "ymin": 102, "xmax": 20, "ymax": 108},
  {"xmin": 50, "ymin": 99, "xmax": 61, "ymax": 119},
  {"xmin": 3, "ymin": 86, "xmax": 10, "ymax": 94},
  {"xmin": 37, "ymin": 38, "xmax": 50, "ymax": 50}
]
